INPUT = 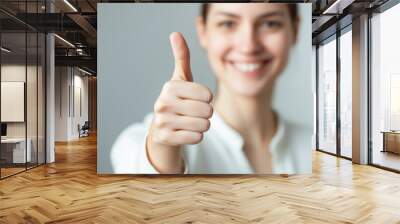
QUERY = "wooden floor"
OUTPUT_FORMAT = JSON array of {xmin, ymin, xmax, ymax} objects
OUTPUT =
[
  {"xmin": 1, "ymin": 135, "xmax": 400, "ymax": 223},
  {"xmin": 1, "ymin": 163, "xmax": 45, "ymax": 178},
  {"xmin": 1, "ymin": 167, "xmax": 26, "ymax": 178}
]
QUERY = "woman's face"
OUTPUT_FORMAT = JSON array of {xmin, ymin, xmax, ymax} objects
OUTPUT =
[{"xmin": 197, "ymin": 3, "xmax": 298, "ymax": 97}]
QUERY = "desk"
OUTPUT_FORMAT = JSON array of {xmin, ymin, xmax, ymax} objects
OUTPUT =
[
  {"xmin": 381, "ymin": 131, "xmax": 400, "ymax": 154},
  {"xmin": 1, "ymin": 138, "xmax": 32, "ymax": 163}
]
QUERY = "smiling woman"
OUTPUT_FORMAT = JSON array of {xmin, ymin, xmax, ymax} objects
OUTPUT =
[
  {"xmin": 108, "ymin": 3, "xmax": 312, "ymax": 174},
  {"xmin": 196, "ymin": 3, "xmax": 298, "ymax": 96}
]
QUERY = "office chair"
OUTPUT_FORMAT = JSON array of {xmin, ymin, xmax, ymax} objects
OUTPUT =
[{"xmin": 79, "ymin": 121, "xmax": 90, "ymax": 138}]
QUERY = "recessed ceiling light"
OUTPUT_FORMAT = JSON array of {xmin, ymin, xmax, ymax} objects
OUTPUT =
[
  {"xmin": 322, "ymin": 0, "xmax": 353, "ymax": 15},
  {"xmin": 78, "ymin": 67, "xmax": 93, "ymax": 76},
  {"xmin": 63, "ymin": 0, "xmax": 78, "ymax": 12},
  {"xmin": 54, "ymin": 34, "xmax": 75, "ymax": 48},
  {"xmin": 1, "ymin": 47, "xmax": 11, "ymax": 53}
]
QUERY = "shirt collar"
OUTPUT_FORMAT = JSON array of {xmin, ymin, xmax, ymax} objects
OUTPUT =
[
  {"xmin": 210, "ymin": 110, "xmax": 286, "ymax": 154},
  {"xmin": 210, "ymin": 111, "xmax": 244, "ymax": 149}
]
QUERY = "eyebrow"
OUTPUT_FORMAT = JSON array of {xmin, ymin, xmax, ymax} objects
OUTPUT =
[{"xmin": 214, "ymin": 11, "xmax": 285, "ymax": 19}]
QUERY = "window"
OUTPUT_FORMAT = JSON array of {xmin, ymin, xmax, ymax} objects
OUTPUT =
[
  {"xmin": 317, "ymin": 36, "xmax": 337, "ymax": 154},
  {"xmin": 339, "ymin": 28, "xmax": 352, "ymax": 158},
  {"xmin": 371, "ymin": 2, "xmax": 400, "ymax": 171}
]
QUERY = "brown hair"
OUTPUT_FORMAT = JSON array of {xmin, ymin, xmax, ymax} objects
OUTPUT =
[{"xmin": 200, "ymin": 3, "xmax": 298, "ymax": 24}]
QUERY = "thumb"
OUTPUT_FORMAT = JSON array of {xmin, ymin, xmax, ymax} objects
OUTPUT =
[{"xmin": 169, "ymin": 32, "xmax": 193, "ymax": 82}]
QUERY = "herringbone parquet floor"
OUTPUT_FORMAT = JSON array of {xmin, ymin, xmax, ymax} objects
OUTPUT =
[{"xmin": 1, "ymin": 134, "xmax": 400, "ymax": 223}]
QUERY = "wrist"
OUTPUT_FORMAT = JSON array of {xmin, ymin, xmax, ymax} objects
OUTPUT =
[{"xmin": 146, "ymin": 133, "xmax": 183, "ymax": 174}]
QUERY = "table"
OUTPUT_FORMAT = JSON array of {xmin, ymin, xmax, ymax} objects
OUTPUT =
[
  {"xmin": 1, "ymin": 138, "xmax": 32, "ymax": 163},
  {"xmin": 381, "ymin": 131, "xmax": 400, "ymax": 154}
]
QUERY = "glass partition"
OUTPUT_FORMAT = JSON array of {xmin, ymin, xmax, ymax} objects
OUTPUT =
[
  {"xmin": 0, "ymin": 1, "xmax": 46, "ymax": 179},
  {"xmin": 317, "ymin": 35, "xmax": 337, "ymax": 155},
  {"xmin": 38, "ymin": 32, "xmax": 45, "ymax": 165},
  {"xmin": 27, "ymin": 31, "xmax": 38, "ymax": 169},
  {"xmin": 0, "ymin": 31, "xmax": 28, "ymax": 178}
]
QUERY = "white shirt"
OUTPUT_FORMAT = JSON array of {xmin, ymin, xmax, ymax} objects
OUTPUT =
[{"xmin": 111, "ymin": 112, "xmax": 312, "ymax": 174}]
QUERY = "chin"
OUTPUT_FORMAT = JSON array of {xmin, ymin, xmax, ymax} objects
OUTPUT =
[{"xmin": 229, "ymin": 81, "xmax": 268, "ymax": 97}]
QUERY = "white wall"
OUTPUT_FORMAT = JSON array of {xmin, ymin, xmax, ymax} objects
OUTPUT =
[
  {"xmin": 1, "ymin": 65, "xmax": 38, "ymax": 137},
  {"xmin": 72, "ymin": 73, "xmax": 89, "ymax": 138},
  {"xmin": 1, "ymin": 66, "xmax": 26, "ymax": 138},
  {"xmin": 55, "ymin": 66, "xmax": 69, "ymax": 141},
  {"xmin": 55, "ymin": 67, "xmax": 89, "ymax": 141}
]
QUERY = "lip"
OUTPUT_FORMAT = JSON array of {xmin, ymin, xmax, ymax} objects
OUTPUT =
[{"xmin": 227, "ymin": 59, "xmax": 272, "ymax": 78}]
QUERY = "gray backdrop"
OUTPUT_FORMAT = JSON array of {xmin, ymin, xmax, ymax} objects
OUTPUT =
[{"xmin": 98, "ymin": 3, "xmax": 312, "ymax": 173}]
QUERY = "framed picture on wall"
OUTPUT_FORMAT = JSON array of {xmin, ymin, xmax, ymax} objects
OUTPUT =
[{"xmin": 1, "ymin": 81, "xmax": 25, "ymax": 122}]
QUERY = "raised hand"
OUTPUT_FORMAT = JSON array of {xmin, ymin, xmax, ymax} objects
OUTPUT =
[{"xmin": 146, "ymin": 32, "xmax": 214, "ymax": 173}]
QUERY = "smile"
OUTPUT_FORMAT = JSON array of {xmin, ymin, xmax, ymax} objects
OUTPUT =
[
  {"xmin": 228, "ymin": 60, "xmax": 271, "ymax": 77},
  {"xmin": 232, "ymin": 62, "xmax": 262, "ymax": 72}
]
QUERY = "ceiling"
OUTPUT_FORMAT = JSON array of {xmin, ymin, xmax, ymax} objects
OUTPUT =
[{"xmin": 0, "ymin": 0, "xmax": 393, "ymax": 75}]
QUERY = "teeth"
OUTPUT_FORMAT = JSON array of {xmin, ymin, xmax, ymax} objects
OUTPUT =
[{"xmin": 233, "ymin": 62, "xmax": 262, "ymax": 72}]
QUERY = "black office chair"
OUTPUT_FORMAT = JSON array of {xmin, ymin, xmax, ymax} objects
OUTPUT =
[{"xmin": 79, "ymin": 121, "xmax": 90, "ymax": 138}]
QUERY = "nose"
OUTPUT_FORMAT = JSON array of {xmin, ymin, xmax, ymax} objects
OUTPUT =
[{"xmin": 236, "ymin": 23, "xmax": 263, "ymax": 55}]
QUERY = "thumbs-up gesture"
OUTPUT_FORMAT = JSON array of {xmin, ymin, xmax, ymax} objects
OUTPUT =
[{"xmin": 147, "ymin": 32, "xmax": 214, "ymax": 173}]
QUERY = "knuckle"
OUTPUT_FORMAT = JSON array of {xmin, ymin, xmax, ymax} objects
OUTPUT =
[
  {"xmin": 204, "ymin": 119, "xmax": 211, "ymax": 131},
  {"xmin": 162, "ymin": 81, "xmax": 171, "ymax": 90},
  {"xmin": 192, "ymin": 133, "xmax": 203, "ymax": 144},
  {"xmin": 153, "ymin": 101, "xmax": 161, "ymax": 112},
  {"xmin": 154, "ymin": 115, "xmax": 167, "ymax": 128},
  {"xmin": 154, "ymin": 99, "xmax": 169, "ymax": 113},
  {"xmin": 198, "ymin": 85, "xmax": 212, "ymax": 102},
  {"xmin": 157, "ymin": 130, "xmax": 171, "ymax": 144},
  {"xmin": 162, "ymin": 81, "xmax": 177, "ymax": 95},
  {"xmin": 204, "ymin": 105, "xmax": 213, "ymax": 118},
  {"xmin": 204, "ymin": 87, "xmax": 213, "ymax": 102}
]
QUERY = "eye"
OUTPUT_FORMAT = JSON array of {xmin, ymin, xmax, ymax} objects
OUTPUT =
[
  {"xmin": 259, "ymin": 20, "xmax": 283, "ymax": 30},
  {"xmin": 217, "ymin": 20, "xmax": 236, "ymax": 29}
]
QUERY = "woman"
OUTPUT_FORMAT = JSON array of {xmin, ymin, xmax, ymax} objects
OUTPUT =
[{"xmin": 111, "ymin": 3, "xmax": 311, "ymax": 174}]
